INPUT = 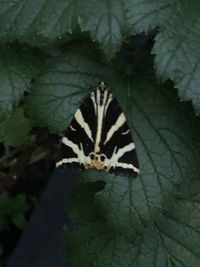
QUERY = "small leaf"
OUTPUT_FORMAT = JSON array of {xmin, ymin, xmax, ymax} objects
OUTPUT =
[
  {"xmin": 27, "ymin": 45, "xmax": 112, "ymax": 132},
  {"xmin": 10, "ymin": 194, "xmax": 29, "ymax": 229},
  {"xmin": 0, "ymin": 46, "xmax": 44, "ymax": 121},
  {"xmin": 0, "ymin": 193, "xmax": 29, "ymax": 230},
  {"xmin": 0, "ymin": 107, "xmax": 33, "ymax": 147}
]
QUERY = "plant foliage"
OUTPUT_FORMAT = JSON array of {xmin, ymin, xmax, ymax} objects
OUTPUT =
[{"xmin": 0, "ymin": 1, "xmax": 200, "ymax": 266}]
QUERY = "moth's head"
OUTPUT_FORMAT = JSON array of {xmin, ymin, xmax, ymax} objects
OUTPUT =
[
  {"xmin": 97, "ymin": 81, "xmax": 107, "ymax": 91},
  {"xmin": 86, "ymin": 152, "xmax": 109, "ymax": 171}
]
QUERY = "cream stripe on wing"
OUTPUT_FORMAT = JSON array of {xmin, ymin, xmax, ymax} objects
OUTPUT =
[
  {"xmin": 104, "ymin": 113, "xmax": 126, "ymax": 145},
  {"xmin": 104, "ymin": 93, "xmax": 113, "ymax": 115},
  {"xmin": 70, "ymin": 125, "xmax": 76, "ymax": 131},
  {"xmin": 56, "ymin": 136, "xmax": 86, "ymax": 167},
  {"xmin": 61, "ymin": 137, "xmax": 85, "ymax": 164},
  {"xmin": 56, "ymin": 141, "xmax": 90, "ymax": 168},
  {"xmin": 94, "ymin": 89, "xmax": 108, "ymax": 153},
  {"xmin": 115, "ymin": 162, "xmax": 140, "ymax": 174},
  {"xmin": 109, "ymin": 143, "xmax": 136, "ymax": 170},
  {"xmin": 74, "ymin": 109, "xmax": 94, "ymax": 142},
  {"xmin": 56, "ymin": 157, "xmax": 79, "ymax": 168},
  {"xmin": 122, "ymin": 129, "xmax": 130, "ymax": 135},
  {"xmin": 90, "ymin": 92, "xmax": 97, "ymax": 115}
]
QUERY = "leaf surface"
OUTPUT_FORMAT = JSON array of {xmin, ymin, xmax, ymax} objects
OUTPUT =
[
  {"xmin": 0, "ymin": 0, "xmax": 76, "ymax": 44},
  {"xmin": 0, "ymin": 107, "xmax": 33, "ymax": 147},
  {"xmin": 0, "ymin": 0, "xmax": 129, "ymax": 58},
  {"xmin": 127, "ymin": 0, "xmax": 200, "ymax": 112},
  {"xmin": 66, "ymin": 181, "xmax": 200, "ymax": 266},
  {"xmin": 0, "ymin": 193, "xmax": 29, "ymax": 230},
  {"xmin": 0, "ymin": 46, "xmax": 43, "ymax": 121},
  {"xmin": 153, "ymin": 2, "xmax": 200, "ymax": 113},
  {"xmin": 78, "ymin": 0, "xmax": 128, "ymax": 58},
  {"xmin": 79, "ymin": 77, "xmax": 200, "ymax": 237},
  {"xmin": 27, "ymin": 45, "xmax": 111, "ymax": 132}
]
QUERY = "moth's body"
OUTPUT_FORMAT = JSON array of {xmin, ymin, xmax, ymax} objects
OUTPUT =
[{"xmin": 56, "ymin": 82, "xmax": 140, "ymax": 177}]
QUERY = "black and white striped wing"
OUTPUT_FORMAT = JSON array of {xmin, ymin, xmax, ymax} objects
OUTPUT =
[{"xmin": 56, "ymin": 82, "xmax": 140, "ymax": 177}]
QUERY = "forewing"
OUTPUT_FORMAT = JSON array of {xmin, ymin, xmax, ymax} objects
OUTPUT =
[
  {"xmin": 56, "ymin": 92, "xmax": 96, "ymax": 168},
  {"xmin": 101, "ymin": 94, "xmax": 140, "ymax": 177}
]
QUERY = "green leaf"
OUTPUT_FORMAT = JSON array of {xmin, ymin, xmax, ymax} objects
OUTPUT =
[
  {"xmin": 0, "ymin": 0, "xmax": 76, "ymax": 44},
  {"xmin": 66, "ymin": 183, "xmax": 137, "ymax": 267},
  {"xmin": 27, "ymin": 45, "xmax": 112, "ymax": 132},
  {"xmin": 9, "ymin": 194, "xmax": 29, "ymax": 228},
  {"xmin": 126, "ymin": 0, "xmax": 185, "ymax": 33},
  {"xmin": 0, "ymin": 46, "xmax": 44, "ymax": 121},
  {"xmin": 153, "ymin": 2, "xmax": 200, "ymax": 113},
  {"xmin": 79, "ymin": 77, "xmax": 200, "ymax": 238},
  {"xmin": 168, "ymin": 179, "xmax": 200, "ymax": 229},
  {"xmin": 0, "ymin": 1, "xmax": 129, "ymax": 58},
  {"xmin": 155, "ymin": 198, "xmax": 200, "ymax": 267},
  {"xmin": 66, "ymin": 181, "xmax": 200, "ymax": 266},
  {"xmin": 127, "ymin": 1, "xmax": 200, "ymax": 112},
  {"xmin": 0, "ymin": 107, "xmax": 33, "ymax": 147},
  {"xmin": 78, "ymin": 0, "xmax": 128, "ymax": 59},
  {"xmin": 133, "ymin": 212, "xmax": 200, "ymax": 267},
  {"xmin": 67, "ymin": 221, "xmax": 137, "ymax": 267}
]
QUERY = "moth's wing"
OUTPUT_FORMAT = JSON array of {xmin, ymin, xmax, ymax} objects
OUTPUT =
[
  {"xmin": 56, "ymin": 91, "xmax": 97, "ymax": 169},
  {"xmin": 101, "ymin": 92, "xmax": 140, "ymax": 177}
]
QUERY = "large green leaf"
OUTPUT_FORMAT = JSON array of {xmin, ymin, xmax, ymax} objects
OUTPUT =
[
  {"xmin": 127, "ymin": 0, "xmax": 200, "ymax": 113},
  {"xmin": 0, "ymin": 46, "xmax": 43, "ymax": 121},
  {"xmin": 78, "ymin": 77, "xmax": 200, "ymax": 237},
  {"xmin": 27, "ymin": 45, "xmax": 112, "ymax": 132},
  {"xmin": 66, "ymin": 181, "xmax": 200, "ymax": 266}
]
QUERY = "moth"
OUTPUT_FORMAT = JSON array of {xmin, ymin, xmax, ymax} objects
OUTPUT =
[{"xmin": 56, "ymin": 82, "xmax": 140, "ymax": 177}]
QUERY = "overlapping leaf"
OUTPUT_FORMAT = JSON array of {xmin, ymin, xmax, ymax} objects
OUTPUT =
[
  {"xmin": 127, "ymin": 0, "xmax": 200, "ymax": 112},
  {"xmin": 153, "ymin": 2, "xmax": 200, "ymax": 113},
  {"xmin": 0, "ymin": 0, "xmax": 130, "ymax": 58},
  {"xmin": 127, "ymin": 0, "xmax": 186, "ymax": 33}
]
